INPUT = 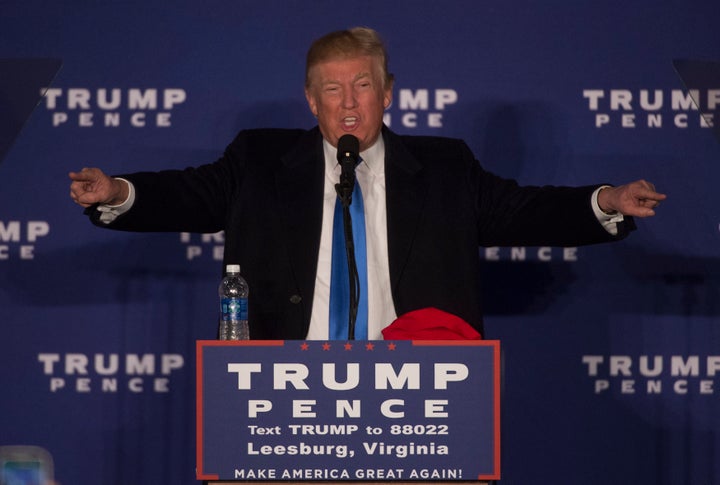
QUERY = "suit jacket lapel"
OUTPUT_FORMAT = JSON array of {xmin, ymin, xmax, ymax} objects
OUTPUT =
[
  {"xmin": 383, "ymin": 128, "xmax": 426, "ymax": 294},
  {"xmin": 275, "ymin": 128, "xmax": 325, "ymax": 327}
]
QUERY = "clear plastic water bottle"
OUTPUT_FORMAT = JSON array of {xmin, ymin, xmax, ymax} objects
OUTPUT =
[{"xmin": 218, "ymin": 264, "xmax": 249, "ymax": 340}]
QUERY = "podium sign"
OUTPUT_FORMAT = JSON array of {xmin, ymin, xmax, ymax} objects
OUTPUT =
[{"xmin": 197, "ymin": 340, "xmax": 500, "ymax": 482}]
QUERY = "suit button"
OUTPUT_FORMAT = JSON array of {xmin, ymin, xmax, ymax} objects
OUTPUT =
[{"xmin": 289, "ymin": 294, "xmax": 302, "ymax": 304}]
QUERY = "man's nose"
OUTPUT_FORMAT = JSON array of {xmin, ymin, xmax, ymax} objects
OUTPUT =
[{"xmin": 341, "ymin": 89, "xmax": 357, "ymax": 109}]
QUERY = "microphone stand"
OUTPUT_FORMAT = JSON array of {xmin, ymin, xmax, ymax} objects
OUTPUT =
[{"xmin": 335, "ymin": 159, "xmax": 360, "ymax": 340}]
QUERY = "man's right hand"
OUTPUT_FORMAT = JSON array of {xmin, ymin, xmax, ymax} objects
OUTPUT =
[{"xmin": 68, "ymin": 167, "xmax": 129, "ymax": 208}]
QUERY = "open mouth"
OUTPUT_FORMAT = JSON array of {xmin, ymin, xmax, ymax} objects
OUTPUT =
[{"xmin": 342, "ymin": 116, "xmax": 358, "ymax": 129}]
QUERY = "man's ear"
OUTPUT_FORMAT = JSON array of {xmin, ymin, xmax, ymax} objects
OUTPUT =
[
  {"xmin": 383, "ymin": 80, "xmax": 394, "ymax": 109},
  {"xmin": 305, "ymin": 88, "xmax": 318, "ymax": 117}
]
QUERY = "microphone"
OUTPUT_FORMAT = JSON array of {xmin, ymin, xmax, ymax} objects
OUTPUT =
[
  {"xmin": 336, "ymin": 134, "xmax": 359, "ymax": 207},
  {"xmin": 334, "ymin": 134, "xmax": 361, "ymax": 339}
]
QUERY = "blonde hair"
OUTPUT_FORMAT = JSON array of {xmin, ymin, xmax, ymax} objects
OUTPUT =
[{"xmin": 305, "ymin": 27, "xmax": 394, "ymax": 89}]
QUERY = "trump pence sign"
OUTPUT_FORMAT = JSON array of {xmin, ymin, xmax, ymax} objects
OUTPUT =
[{"xmin": 197, "ymin": 340, "xmax": 500, "ymax": 481}]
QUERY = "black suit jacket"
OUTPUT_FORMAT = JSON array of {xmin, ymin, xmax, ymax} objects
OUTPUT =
[{"xmin": 90, "ymin": 126, "xmax": 634, "ymax": 338}]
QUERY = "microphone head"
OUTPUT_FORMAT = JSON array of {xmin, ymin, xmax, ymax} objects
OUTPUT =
[{"xmin": 337, "ymin": 134, "xmax": 360, "ymax": 163}]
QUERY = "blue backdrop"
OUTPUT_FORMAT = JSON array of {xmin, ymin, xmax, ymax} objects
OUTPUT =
[{"xmin": 1, "ymin": 1, "xmax": 719, "ymax": 484}]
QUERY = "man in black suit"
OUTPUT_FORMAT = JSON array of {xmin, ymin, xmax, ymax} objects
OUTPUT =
[{"xmin": 69, "ymin": 27, "xmax": 665, "ymax": 340}]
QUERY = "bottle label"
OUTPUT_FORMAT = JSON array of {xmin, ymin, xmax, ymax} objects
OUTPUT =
[{"xmin": 221, "ymin": 297, "xmax": 248, "ymax": 321}]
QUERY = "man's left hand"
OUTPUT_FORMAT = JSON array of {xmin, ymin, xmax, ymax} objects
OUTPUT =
[{"xmin": 598, "ymin": 180, "xmax": 666, "ymax": 217}]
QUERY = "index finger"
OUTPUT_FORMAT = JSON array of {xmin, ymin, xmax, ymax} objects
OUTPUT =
[
  {"xmin": 633, "ymin": 180, "xmax": 667, "ymax": 201},
  {"xmin": 639, "ymin": 189, "xmax": 667, "ymax": 202},
  {"xmin": 68, "ymin": 167, "xmax": 97, "ymax": 182}
]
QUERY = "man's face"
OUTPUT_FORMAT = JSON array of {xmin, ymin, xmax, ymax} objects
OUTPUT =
[{"xmin": 305, "ymin": 55, "xmax": 393, "ymax": 152}]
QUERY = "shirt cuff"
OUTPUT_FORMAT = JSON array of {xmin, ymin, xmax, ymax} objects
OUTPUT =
[
  {"xmin": 97, "ymin": 178, "xmax": 135, "ymax": 224},
  {"xmin": 591, "ymin": 185, "xmax": 624, "ymax": 236}
]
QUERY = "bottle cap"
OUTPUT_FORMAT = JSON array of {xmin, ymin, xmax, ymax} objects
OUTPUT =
[{"xmin": 226, "ymin": 264, "xmax": 240, "ymax": 274}]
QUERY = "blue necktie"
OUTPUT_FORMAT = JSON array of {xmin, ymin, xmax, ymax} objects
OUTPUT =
[{"xmin": 329, "ymin": 178, "xmax": 368, "ymax": 340}]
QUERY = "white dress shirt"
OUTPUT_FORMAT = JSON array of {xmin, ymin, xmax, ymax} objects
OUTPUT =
[{"xmin": 305, "ymin": 137, "xmax": 397, "ymax": 340}]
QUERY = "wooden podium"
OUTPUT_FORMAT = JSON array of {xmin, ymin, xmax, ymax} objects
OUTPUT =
[{"xmin": 197, "ymin": 340, "xmax": 500, "ymax": 483}]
